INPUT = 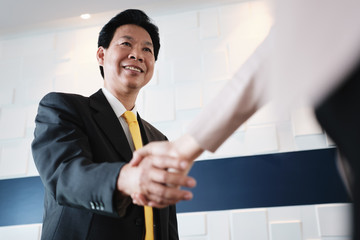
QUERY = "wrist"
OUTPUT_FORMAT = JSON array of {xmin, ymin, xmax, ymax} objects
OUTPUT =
[
  {"xmin": 117, "ymin": 164, "xmax": 136, "ymax": 196},
  {"xmin": 174, "ymin": 134, "xmax": 204, "ymax": 163}
]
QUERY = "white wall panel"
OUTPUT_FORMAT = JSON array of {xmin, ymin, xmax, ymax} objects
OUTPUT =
[
  {"xmin": 0, "ymin": 88, "xmax": 14, "ymax": 106},
  {"xmin": 301, "ymin": 205, "xmax": 321, "ymax": 239},
  {"xmin": 316, "ymin": 204, "xmax": 352, "ymax": 237},
  {"xmin": 172, "ymin": 54, "xmax": 202, "ymax": 83},
  {"xmin": 245, "ymin": 124, "xmax": 278, "ymax": 154},
  {"xmin": 0, "ymin": 58, "xmax": 22, "ymax": 88},
  {"xmin": 268, "ymin": 205, "xmax": 301, "ymax": 222},
  {"xmin": 175, "ymin": 82, "xmax": 202, "ymax": 110},
  {"xmin": 199, "ymin": 8, "xmax": 219, "ymax": 40},
  {"xmin": 291, "ymin": 107, "xmax": 323, "ymax": 136},
  {"xmin": 247, "ymin": 103, "xmax": 289, "ymax": 126},
  {"xmin": 0, "ymin": 107, "xmax": 27, "ymax": 140},
  {"xmin": 214, "ymin": 131, "xmax": 246, "ymax": 158},
  {"xmin": 0, "ymin": 224, "xmax": 41, "ymax": 240},
  {"xmin": 177, "ymin": 212, "xmax": 207, "ymax": 237},
  {"xmin": 144, "ymin": 87, "xmax": 175, "ymax": 122},
  {"xmin": 295, "ymin": 134, "xmax": 327, "ymax": 151},
  {"xmin": 231, "ymin": 209, "xmax": 269, "ymax": 240},
  {"xmin": 155, "ymin": 11, "xmax": 198, "ymax": 35},
  {"xmin": 14, "ymin": 82, "xmax": 53, "ymax": 105},
  {"xmin": 0, "ymin": 140, "xmax": 28, "ymax": 178},
  {"xmin": 269, "ymin": 221, "xmax": 302, "ymax": 240},
  {"xmin": 202, "ymin": 50, "xmax": 230, "ymax": 82},
  {"xmin": 207, "ymin": 211, "xmax": 230, "ymax": 240}
]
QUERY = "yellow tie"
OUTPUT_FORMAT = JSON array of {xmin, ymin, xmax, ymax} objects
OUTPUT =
[{"xmin": 122, "ymin": 111, "xmax": 154, "ymax": 240}]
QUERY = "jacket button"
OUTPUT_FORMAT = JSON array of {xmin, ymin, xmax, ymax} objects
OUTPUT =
[
  {"xmin": 95, "ymin": 202, "xmax": 100, "ymax": 210},
  {"xmin": 90, "ymin": 202, "xmax": 95, "ymax": 209}
]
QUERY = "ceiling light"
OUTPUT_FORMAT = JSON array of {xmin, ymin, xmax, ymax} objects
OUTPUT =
[{"xmin": 80, "ymin": 14, "xmax": 91, "ymax": 20}]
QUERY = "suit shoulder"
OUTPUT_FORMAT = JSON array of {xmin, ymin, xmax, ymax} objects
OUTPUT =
[
  {"xmin": 39, "ymin": 92, "xmax": 90, "ymax": 110},
  {"xmin": 41, "ymin": 92, "xmax": 88, "ymax": 103}
]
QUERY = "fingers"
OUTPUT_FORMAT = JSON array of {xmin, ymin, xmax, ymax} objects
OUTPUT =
[
  {"xmin": 148, "ymin": 166, "xmax": 196, "ymax": 189},
  {"xmin": 130, "ymin": 141, "xmax": 179, "ymax": 166},
  {"xmin": 131, "ymin": 193, "xmax": 148, "ymax": 206},
  {"xmin": 131, "ymin": 185, "xmax": 194, "ymax": 208},
  {"xmin": 133, "ymin": 165, "xmax": 196, "ymax": 208},
  {"xmin": 150, "ymin": 156, "xmax": 189, "ymax": 172},
  {"xmin": 127, "ymin": 144, "xmax": 197, "ymax": 208}
]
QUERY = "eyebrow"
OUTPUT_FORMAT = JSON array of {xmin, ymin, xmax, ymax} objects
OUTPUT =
[{"xmin": 120, "ymin": 35, "xmax": 153, "ymax": 47}]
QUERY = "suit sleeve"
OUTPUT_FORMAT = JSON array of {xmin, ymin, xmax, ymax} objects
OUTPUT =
[
  {"xmin": 31, "ymin": 92, "xmax": 125, "ymax": 217},
  {"xmin": 187, "ymin": 35, "xmax": 271, "ymax": 152}
]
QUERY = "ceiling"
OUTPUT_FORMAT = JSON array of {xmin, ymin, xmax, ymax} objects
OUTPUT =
[{"xmin": 0, "ymin": 0, "xmax": 242, "ymax": 38}]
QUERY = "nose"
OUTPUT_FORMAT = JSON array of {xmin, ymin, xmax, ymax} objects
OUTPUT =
[{"xmin": 128, "ymin": 49, "xmax": 143, "ymax": 62}]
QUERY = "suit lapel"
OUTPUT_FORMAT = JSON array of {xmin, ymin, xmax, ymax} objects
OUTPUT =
[
  {"xmin": 138, "ymin": 113, "xmax": 162, "ymax": 144},
  {"xmin": 138, "ymin": 115, "xmax": 150, "ymax": 146},
  {"xmin": 89, "ymin": 89, "xmax": 133, "ymax": 162}
]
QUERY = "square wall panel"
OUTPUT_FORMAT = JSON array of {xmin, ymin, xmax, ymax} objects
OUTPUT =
[
  {"xmin": 0, "ymin": 88, "xmax": 14, "ymax": 106},
  {"xmin": 155, "ymin": 11, "xmax": 198, "ymax": 35},
  {"xmin": 175, "ymin": 83, "xmax": 202, "ymax": 110},
  {"xmin": 247, "ymin": 103, "xmax": 290, "ymax": 126},
  {"xmin": 301, "ymin": 205, "xmax": 321, "ymax": 239},
  {"xmin": 213, "ymin": 131, "xmax": 246, "ymax": 158},
  {"xmin": 0, "ymin": 224, "xmax": 41, "ymax": 240},
  {"xmin": 199, "ymin": 8, "xmax": 220, "ymax": 40},
  {"xmin": 202, "ymin": 50, "xmax": 230, "ymax": 82},
  {"xmin": 177, "ymin": 212, "xmax": 207, "ymax": 237},
  {"xmin": 316, "ymin": 203, "xmax": 352, "ymax": 237},
  {"xmin": 269, "ymin": 221, "xmax": 302, "ymax": 240},
  {"xmin": 294, "ymin": 134, "xmax": 327, "ymax": 151},
  {"xmin": 0, "ymin": 58, "xmax": 22, "ymax": 88},
  {"xmin": 231, "ymin": 209, "xmax": 268, "ymax": 240},
  {"xmin": 0, "ymin": 140, "xmax": 29, "ymax": 179},
  {"xmin": 0, "ymin": 107, "xmax": 27, "ymax": 140},
  {"xmin": 172, "ymin": 54, "xmax": 202, "ymax": 84},
  {"xmin": 268, "ymin": 206, "xmax": 301, "ymax": 222},
  {"xmin": 143, "ymin": 88, "xmax": 175, "ymax": 123},
  {"xmin": 207, "ymin": 211, "xmax": 230, "ymax": 240},
  {"xmin": 291, "ymin": 107, "xmax": 323, "ymax": 136},
  {"xmin": 162, "ymin": 28, "xmax": 200, "ymax": 59},
  {"xmin": 244, "ymin": 124, "xmax": 278, "ymax": 154}
]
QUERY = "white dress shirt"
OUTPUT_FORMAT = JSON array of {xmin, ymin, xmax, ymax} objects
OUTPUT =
[{"xmin": 102, "ymin": 87, "xmax": 138, "ymax": 152}]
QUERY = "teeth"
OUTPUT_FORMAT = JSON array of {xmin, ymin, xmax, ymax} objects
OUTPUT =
[{"xmin": 125, "ymin": 66, "xmax": 141, "ymax": 72}]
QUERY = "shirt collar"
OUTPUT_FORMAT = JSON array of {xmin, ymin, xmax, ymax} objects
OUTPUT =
[{"xmin": 101, "ymin": 87, "xmax": 137, "ymax": 118}]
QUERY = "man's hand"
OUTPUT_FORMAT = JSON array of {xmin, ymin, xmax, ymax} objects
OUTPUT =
[
  {"xmin": 117, "ymin": 154, "xmax": 196, "ymax": 208},
  {"xmin": 129, "ymin": 134, "xmax": 204, "ymax": 207}
]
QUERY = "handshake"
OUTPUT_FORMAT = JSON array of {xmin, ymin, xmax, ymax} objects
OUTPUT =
[{"xmin": 117, "ymin": 134, "xmax": 204, "ymax": 208}]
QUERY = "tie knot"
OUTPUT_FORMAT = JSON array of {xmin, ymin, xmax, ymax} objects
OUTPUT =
[{"xmin": 122, "ymin": 111, "xmax": 137, "ymax": 124}]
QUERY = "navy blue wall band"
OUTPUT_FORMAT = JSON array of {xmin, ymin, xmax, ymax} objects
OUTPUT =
[
  {"xmin": 0, "ymin": 176, "xmax": 44, "ymax": 226},
  {"xmin": 0, "ymin": 148, "xmax": 350, "ymax": 226},
  {"xmin": 177, "ymin": 148, "xmax": 350, "ymax": 212}
]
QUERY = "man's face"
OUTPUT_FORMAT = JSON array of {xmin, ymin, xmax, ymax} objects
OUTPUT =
[{"xmin": 97, "ymin": 24, "xmax": 155, "ymax": 96}]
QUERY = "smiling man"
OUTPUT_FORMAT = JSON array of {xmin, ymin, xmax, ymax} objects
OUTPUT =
[{"xmin": 31, "ymin": 9, "xmax": 195, "ymax": 240}]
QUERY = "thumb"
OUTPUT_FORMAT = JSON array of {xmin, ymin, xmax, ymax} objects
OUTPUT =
[{"xmin": 129, "ymin": 150, "xmax": 144, "ymax": 166}]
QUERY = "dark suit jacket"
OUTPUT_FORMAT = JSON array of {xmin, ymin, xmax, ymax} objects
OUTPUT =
[
  {"xmin": 315, "ymin": 59, "xmax": 360, "ymax": 240},
  {"xmin": 31, "ymin": 89, "xmax": 178, "ymax": 240}
]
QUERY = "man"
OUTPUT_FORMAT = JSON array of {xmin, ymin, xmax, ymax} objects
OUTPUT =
[{"xmin": 31, "ymin": 9, "xmax": 195, "ymax": 240}]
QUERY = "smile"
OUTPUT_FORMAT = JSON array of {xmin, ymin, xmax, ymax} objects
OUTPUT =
[{"xmin": 124, "ymin": 66, "xmax": 143, "ymax": 73}]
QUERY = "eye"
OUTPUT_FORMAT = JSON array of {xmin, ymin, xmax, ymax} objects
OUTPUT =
[
  {"xmin": 121, "ymin": 42, "xmax": 131, "ymax": 47},
  {"xmin": 143, "ymin": 47, "xmax": 153, "ymax": 53}
]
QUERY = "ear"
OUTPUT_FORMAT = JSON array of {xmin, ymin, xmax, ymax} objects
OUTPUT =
[{"xmin": 96, "ymin": 47, "xmax": 105, "ymax": 66}]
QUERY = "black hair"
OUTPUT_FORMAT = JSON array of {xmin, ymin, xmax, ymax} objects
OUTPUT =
[{"xmin": 97, "ymin": 9, "xmax": 160, "ymax": 78}]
